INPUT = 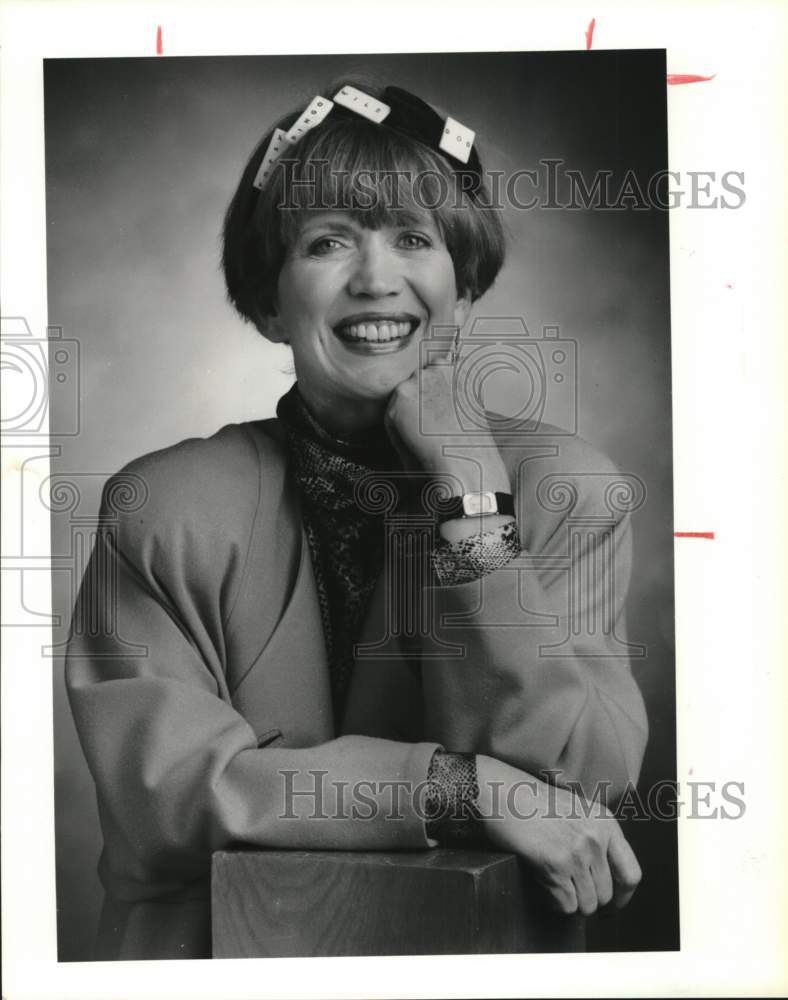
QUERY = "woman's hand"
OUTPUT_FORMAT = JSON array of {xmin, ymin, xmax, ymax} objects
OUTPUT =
[
  {"xmin": 477, "ymin": 754, "xmax": 642, "ymax": 915},
  {"xmin": 384, "ymin": 348, "xmax": 511, "ymax": 495}
]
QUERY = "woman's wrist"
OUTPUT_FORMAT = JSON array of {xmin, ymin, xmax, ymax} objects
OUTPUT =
[
  {"xmin": 475, "ymin": 754, "xmax": 502, "ymax": 822},
  {"xmin": 437, "ymin": 512, "xmax": 515, "ymax": 543},
  {"xmin": 431, "ymin": 518, "xmax": 521, "ymax": 585},
  {"xmin": 430, "ymin": 452, "xmax": 511, "ymax": 496},
  {"xmin": 425, "ymin": 750, "xmax": 486, "ymax": 847},
  {"xmin": 429, "ymin": 448, "xmax": 513, "ymax": 542},
  {"xmin": 475, "ymin": 753, "xmax": 525, "ymax": 846}
]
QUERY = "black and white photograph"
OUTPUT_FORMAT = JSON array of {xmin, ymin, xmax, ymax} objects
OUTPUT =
[
  {"xmin": 1, "ymin": 3, "xmax": 786, "ymax": 997},
  {"xmin": 44, "ymin": 49, "xmax": 677, "ymax": 962}
]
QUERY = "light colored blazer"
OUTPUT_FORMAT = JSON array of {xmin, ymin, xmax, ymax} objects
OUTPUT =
[{"xmin": 66, "ymin": 414, "xmax": 648, "ymax": 959}]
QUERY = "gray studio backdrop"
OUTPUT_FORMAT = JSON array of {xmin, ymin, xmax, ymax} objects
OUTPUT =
[{"xmin": 45, "ymin": 51, "xmax": 677, "ymax": 960}]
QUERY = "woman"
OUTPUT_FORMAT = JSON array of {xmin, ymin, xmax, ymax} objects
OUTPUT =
[{"xmin": 66, "ymin": 80, "xmax": 648, "ymax": 960}]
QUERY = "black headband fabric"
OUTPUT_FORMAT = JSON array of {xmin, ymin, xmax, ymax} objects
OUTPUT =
[
  {"xmin": 271, "ymin": 84, "xmax": 485, "ymax": 199},
  {"xmin": 331, "ymin": 86, "xmax": 482, "ymax": 195},
  {"xmin": 381, "ymin": 85, "xmax": 484, "ymax": 195}
]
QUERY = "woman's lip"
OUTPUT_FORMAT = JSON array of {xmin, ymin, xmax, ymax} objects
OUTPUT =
[
  {"xmin": 334, "ymin": 313, "xmax": 420, "ymax": 327},
  {"xmin": 335, "ymin": 327, "xmax": 417, "ymax": 354},
  {"xmin": 331, "ymin": 318, "xmax": 422, "ymax": 352}
]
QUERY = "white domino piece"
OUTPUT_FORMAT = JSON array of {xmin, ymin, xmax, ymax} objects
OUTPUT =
[
  {"xmin": 332, "ymin": 85, "xmax": 391, "ymax": 123},
  {"xmin": 284, "ymin": 95, "xmax": 334, "ymax": 143},
  {"xmin": 252, "ymin": 128, "xmax": 292, "ymax": 189},
  {"xmin": 438, "ymin": 116, "xmax": 475, "ymax": 164}
]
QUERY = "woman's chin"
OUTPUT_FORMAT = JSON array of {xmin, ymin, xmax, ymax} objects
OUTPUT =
[
  {"xmin": 327, "ymin": 350, "xmax": 418, "ymax": 399},
  {"xmin": 353, "ymin": 366, "xmax": 414, "ymax": 401}
]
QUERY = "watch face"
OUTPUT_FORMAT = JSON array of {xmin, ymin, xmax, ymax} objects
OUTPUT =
[{"xmin": 462, "ymin": 491, "xmax": 496, "ymax": 516}]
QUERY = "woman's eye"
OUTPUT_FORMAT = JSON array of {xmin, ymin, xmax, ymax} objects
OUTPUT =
[
  {"xmin": 309, "ymin": 237, "xmax": 346, "ymax": 255},
  {"xmin": 398, "ymin": 232, "xmax": 432, "ymax": 249}
]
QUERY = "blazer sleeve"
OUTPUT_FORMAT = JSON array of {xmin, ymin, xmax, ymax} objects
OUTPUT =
[
  {"xmin": 418, "ymin": 442, "xmax": 649, "ymax": 804},
  {"xmin": 65, "ymin": 460, "xmax": 438, "ymax": 903}
]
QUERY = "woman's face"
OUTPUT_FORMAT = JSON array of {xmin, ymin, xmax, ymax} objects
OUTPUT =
[{"xmin": 272, "ymin": 209, "xmax": 470, "ymax": 427}]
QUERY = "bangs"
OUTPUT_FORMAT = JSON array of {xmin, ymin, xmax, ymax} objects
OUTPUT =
[{"xmin": 262, "ymin": 117, "xmax": 468, "ymax": 245}]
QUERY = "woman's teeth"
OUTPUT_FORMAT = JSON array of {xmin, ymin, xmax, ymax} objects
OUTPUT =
[{"xmin": 337, "ymin": 320, "xmax": 414, "ymax": 342}]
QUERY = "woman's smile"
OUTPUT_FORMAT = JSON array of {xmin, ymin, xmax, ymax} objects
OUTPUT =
[
  {"xmin": 272, "ymin": 210, "xmax": 470, "ymax": 430},
  {"xmin": 332, "ymin": 311, "xmax": 420, "ymax": 351}
]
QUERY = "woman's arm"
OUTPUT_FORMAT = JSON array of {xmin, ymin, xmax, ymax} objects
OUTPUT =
[
  {"xmin": 66, "ymin": 470, "xmax": 440, "ymax": 902},
  {"xmin": 421, "ymin": 486, "xmax": 648, "ymax": 802},
  {"xmin": 384, "ymin": 357, "xmax": 649, "ymax": 801},
  {"xmin": 68, "ymin": 441, "xmax": 642, "ymax": 914}
]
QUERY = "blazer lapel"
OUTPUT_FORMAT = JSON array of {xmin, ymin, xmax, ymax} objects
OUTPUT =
[{"xmin": 230, "ymin": 529, "xmax": 334, "ymax": 747}]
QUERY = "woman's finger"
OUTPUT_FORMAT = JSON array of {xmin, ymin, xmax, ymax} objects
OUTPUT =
[
  {"xmin": 383, "ymin": 407, "xmax": 415, "ymax": 468},
  {"xmin": 543, "ymin": 877, "xmax": 579, "ymax": 916},
  {"xmin": 571, "ymin": 866, "xmax": 599, "ymax": 916},
  {"xmin": 590, "ymin": 854, "xmax": 615, "ymax": 907},
  {"xmin": 608, "ymin": 825, "xmax": 642, "ymax": 909}
]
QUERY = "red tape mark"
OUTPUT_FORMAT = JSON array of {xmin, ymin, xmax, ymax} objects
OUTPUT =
[
  {"xmin": 666, "ymin": 73, "xmax": 715, "ymax": 85},
  {"xmin": 585, "ymin": 17, "xmax": 596, "ymax": 50},
  {"xmin": 674, "ymin": 532, "xmax": 715, "ymax": 540},
  {"xmin": 156, "ymin": 25, "xmax": 163, "ymax": 55}
]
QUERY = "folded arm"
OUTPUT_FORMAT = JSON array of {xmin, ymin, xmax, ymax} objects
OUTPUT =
[
  {"xmin": 422, "ymin": 487, "xmax": 648, "ymax": 802},
  {"xmin": 66, "ymin": 478, "xmax": 440, "ymax": 901}
]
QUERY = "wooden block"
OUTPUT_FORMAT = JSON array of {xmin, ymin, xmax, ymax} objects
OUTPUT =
[{"xmin": 211, "ymin": 849, "xmax": 585, "ymax": 958}]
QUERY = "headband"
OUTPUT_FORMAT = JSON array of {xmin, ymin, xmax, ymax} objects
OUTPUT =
[{"xmin": 252, "ymin": 84, "xmax": 483, "ymax": 197}]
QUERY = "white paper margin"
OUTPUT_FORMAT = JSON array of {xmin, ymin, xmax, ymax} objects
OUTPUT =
[{"xmin": 2, "ymin": 1, "xmax": 786, "ymax": 997}]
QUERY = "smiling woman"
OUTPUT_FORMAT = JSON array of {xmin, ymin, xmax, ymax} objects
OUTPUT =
[
  {"xmin": 268, "ymin": 212, "xmax": 466, "ymax": 419},
  {"xmin": 64, "ymin": 77, "xmax": 648, "ymax": 960}
]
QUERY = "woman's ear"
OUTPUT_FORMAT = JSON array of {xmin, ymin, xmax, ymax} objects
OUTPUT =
[
  {"xmin": 252, "ymin": 303, "xmax": 290, "ymax": 345},
  {"xmin": 453, "ymin": 293, "xmax": 472, "ymax": 330}
]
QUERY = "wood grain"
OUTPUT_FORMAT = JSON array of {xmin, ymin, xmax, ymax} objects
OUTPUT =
[{"xmin": 212, "ymin": 849, "xmax": 585, "ymax": 957}]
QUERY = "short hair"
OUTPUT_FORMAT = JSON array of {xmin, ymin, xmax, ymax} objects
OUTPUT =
[{"xmin": 222, "ymin": 80, "xmax": 506, "ymax": 331}]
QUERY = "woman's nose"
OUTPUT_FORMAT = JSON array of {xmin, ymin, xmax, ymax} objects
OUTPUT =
[{"xmin": 346, "ymin": 237, "xmax": 402, "ymax": 298}]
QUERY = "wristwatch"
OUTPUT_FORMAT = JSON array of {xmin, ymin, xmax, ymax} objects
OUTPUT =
[{"xmin": 433, "ymin": 491, "xmax": 515, "ymax": 525}]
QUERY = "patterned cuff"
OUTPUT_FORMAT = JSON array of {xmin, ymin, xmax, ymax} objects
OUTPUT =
[
  {"xmin": 424, "ymin": 750, "xmax": 486, "ymax": 847},
  {"xmin": 431, "ymin": 519, "xmax": 521, "ymax": 586}
]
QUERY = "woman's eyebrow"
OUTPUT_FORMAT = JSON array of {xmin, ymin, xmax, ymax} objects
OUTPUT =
[{"xmin": 296, "ymin": 217, "xmax": 360, "ymax": 238}]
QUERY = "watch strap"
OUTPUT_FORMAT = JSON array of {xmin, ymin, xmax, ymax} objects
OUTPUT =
[{"xmin": 434, "ymin": 491, "xmax": 515, "ymax": 525}]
